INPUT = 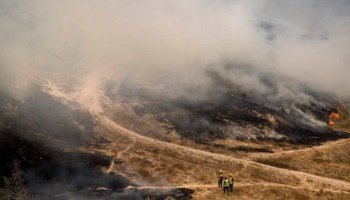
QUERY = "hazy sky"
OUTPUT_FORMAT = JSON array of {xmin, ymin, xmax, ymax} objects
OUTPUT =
[{"xmin": 1, "ymin": 0, "xmax": 349, "ymax": 98}]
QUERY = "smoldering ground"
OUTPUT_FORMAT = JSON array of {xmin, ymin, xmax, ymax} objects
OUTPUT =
[{"xmin": 0, "ymin": 79, "xmax": 195, "ymax": 199}]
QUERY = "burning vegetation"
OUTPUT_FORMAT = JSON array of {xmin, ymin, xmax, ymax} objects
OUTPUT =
[{"xmin": 328, "ymin": 102, "xmax": 348, "ymax": 127}]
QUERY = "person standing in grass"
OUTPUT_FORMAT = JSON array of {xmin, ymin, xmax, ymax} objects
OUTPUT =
[
  {"xmin": 223, "ymin": 177, "xmax": 230, "ymax": 195},
  {"xmin": 229, "ymin": 174, "xmax": 234, "ymax": 193},
  {"xmin": 217, "ymin": 170, "xmax": 224, "ymax": 188}
]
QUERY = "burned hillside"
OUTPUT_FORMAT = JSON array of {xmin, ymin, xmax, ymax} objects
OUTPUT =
[
  {"xmin": 116, "ymin": 64, "xmax": 349, "ymax": 144},
  {"xmin": 0, "ymin": 83, "xmax": 193, "ymax": 200}
]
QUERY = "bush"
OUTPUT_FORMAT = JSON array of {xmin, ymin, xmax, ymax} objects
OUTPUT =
[{"xmin": 0, "ymin": 160, "xmax": 37, "ymax": 200}]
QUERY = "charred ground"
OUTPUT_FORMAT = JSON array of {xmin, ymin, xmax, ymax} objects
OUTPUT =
[
  {"xmin": 0, "ymin": 84, "xmax": 193, "ymax": 199},
  {"xmin": 117, "ymin": 65, "xmax": 349, "ymax": 145}
]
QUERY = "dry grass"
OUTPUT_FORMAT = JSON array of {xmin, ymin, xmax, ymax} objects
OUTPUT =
[
  {"xmin": 193, "ymin": 185, "xmax": 350, "ymax": 200},
  {"xmin": 255, "ymin": 113, "xmax": 350, "ymax": 183},
  {"xmin": 256, "ymin": 139, "xmax": 350, "ymax": 182}
]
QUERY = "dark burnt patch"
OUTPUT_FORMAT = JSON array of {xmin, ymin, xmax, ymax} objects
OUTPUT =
[
  {"xmin": 0, "ymin": 129, "xmax": 135, "ymax": 198},
  {"xmin": 73, "ymin": 187, "xmax": 195, "ymax": 200}
]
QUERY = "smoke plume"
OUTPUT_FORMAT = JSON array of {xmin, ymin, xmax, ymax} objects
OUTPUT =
[{"xmin": 1, "ymin": 0, "xmax": 350, "ymax": 124}]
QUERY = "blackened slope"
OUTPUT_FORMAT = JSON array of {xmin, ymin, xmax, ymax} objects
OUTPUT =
[
  {"xmin": 0, "ymin": 128, "xmax": 135, "ymax": 196},
  {"xmin": 0, "ymin": 84, "xmax": 195, "ymax": 199},
  {"xmin": 116, "ymin": 65, "xmax": 349, "ymax": 144},
  {"xmin": 0, "ymin": 85, "xmax": 135, "ymax": 198}
]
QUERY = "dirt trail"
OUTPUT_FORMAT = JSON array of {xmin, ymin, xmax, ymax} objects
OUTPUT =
[
  {"xmin": 42, "ymin": 80, "xmax": 350, "ymax": 193},
  {"xmin": 261, "ymin": 138, "xmax": 350, "ymax": 158},
  {"xmin": 133, "ymin": 182, "xmax": 350, "ymax": 195}
]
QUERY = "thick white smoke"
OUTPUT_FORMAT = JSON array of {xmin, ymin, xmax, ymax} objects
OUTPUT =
[{"xmin": 1, "ymin": 0, "xmax": 350, "ymax": 102}]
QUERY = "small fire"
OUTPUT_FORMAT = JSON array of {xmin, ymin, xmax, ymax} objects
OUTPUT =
[
  {"xmin": 328, "ymin": 109, "xmax": 341, "ymax": 127},
  {"xmin": 330, "ymin": 112, "xmax": 341, "ymax": 119}
]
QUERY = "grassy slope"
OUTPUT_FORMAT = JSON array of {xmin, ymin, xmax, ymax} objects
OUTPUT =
[
  {"xmin": 99, "ymin": 128, "xmax": 350, "ymax": 200},
  {"xmin": 194, "ymin": 185, "xmax": 350, "ymax": 200},
  {"xmin": 255, "ymin": 112, "xmax": 350, "ymax": 183},
  {"xmin": 256, "ymin": 139, "xmax": 350, "ymax": 182}
]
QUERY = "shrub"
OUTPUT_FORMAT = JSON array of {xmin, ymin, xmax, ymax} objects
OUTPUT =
[{"xmin": 0, "ymin": 160, "xmax": 37, "ymax": 200}]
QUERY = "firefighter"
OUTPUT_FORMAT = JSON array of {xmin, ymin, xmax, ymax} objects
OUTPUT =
[
  {"xmin": 217, "ymin": 170, "xmax": 223, "ymax": 188},
  {"xmin": 229, "ymin": 174, "xmax": 234, "ymax": 192},
  {"xmin": 223, "ymin": 177, "xmax": 230, "ymax": 195}
]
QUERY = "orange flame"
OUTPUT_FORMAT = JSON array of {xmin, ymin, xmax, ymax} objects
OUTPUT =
[
  {"xmin": 328, "ymin": 110, "xmax": 341, "ymax": 126},
  {"xmin": 330, "ymin": 112, "xmax": 341, "ymax": 119}
]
